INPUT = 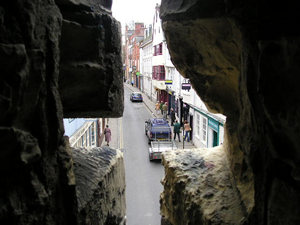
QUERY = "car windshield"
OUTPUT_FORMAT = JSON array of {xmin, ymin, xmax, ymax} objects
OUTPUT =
[{"xmin": 132, "ymin": 93, "xmax": 142, "ymax": 97}]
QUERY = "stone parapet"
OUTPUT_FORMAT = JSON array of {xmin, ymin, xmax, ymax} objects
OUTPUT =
[
  {"xmin": 72, "ymin": 147, "xmax": 126, "ymax": 225},
  {"xmin": 160, "ymin": 147, "xmax": 247, "ymax": 225}
]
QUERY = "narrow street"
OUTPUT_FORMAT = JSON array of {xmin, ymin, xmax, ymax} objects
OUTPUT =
[{"xmin": 123, "ymin": 86, "xmax": 164, "ymax": 225}]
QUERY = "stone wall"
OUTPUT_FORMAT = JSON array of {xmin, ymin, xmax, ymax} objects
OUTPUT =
[
  {"xmin": 1, "ymin": 0, "xmax": 300, "ymax": 224},
  {"xmin": 160, "ymin": 0, "xmax": 300, "ymax": 224},
  {"xmin": 0, "ymin": 0, "xmax": 124, "ymax": 224},
  {"xmin": 161, "ymin": 147, "xmax": 247, "ymax": 225},
  {"xmin": 72, "ymin": 147, "xmax": 126, "ymax": 225}
]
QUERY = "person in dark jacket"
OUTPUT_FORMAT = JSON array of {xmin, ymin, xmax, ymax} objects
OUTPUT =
[
  {"xmin": 170, "ymin": 108, "xmax": 176, "ymax": 125},
  {"xmin": 173, "ymin": 120, "xmax": 181, "ymax": 142}
]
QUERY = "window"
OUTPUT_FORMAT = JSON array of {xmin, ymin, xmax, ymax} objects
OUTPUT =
[
  {"xmin": 81, "ymin": 135, "xmax": 85, "ymax": 146},
  {"xmin": 201, "ymin": 116, "xmax": 207, "ymax": 143},
  {"xmin": 153, "ymin": 43, "xmax": 163, "ymax": 56},
  {"xmin": 88, "ymin": 127, "xmax": 91, "ymax": 146},
  {"xmin": 91, "ymin": 123, "xmax": 95, "ymax": 145},
  {"xmin": 159, "ymin": 43, "xmax": 162, "ymax": 55},
  {"xmin": 152, "ymin": 66, "xmax": 165, "ymax": 80},
  {"xmin": 159, "ymin": 66, "xmax": 165, "ymax": 80},
  {"xmin": 196, "ymin": 113, "xmax": 200, "ymax": 137}
]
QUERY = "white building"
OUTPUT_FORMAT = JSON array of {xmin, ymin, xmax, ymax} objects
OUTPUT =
[
  {"xmin": 139, "ymin": 3, "xmax": 226, "ymax": 148},
  {"xmin": 152, "ymin": 3, "xmax": 168, "ymax": 103},
  {"xmin": 140, "ymin": 25, "xmax": 153, "ymax": 100},
  {"xmin": 63, "ymin": 118, "xmax": 105, "ymax": 149}
]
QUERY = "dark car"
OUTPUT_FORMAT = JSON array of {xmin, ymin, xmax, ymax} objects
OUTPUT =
[
  {"xmin": 145, "ymin": 118, "xmax": 172, "ymax": 144},
  {"xmin": 130, "ymin": 92, "xmax": 143, "ymax": 102}
]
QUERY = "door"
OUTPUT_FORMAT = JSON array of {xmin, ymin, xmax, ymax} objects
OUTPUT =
[{"xmin": 213, "ymin": 130, "xmax": 218, "ymax": 147}]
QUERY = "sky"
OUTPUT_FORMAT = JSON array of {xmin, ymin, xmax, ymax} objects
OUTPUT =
[{"xmin": 112, "ymin": 0, "xmax": 161, "ymax": 32}]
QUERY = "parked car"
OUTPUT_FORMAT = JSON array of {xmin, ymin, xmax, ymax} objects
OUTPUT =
[
  {"xmin": 145, "ymin": 118, "xmax": 172, "ymax": 144},
  {"xmin": 130, "ymin": 92, "xmax": 143, "ymax": 102}
]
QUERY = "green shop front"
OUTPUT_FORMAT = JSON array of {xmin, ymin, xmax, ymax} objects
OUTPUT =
[{"xmin": 207, "ymin": 117, "xmax": 223, "ymax": 148}]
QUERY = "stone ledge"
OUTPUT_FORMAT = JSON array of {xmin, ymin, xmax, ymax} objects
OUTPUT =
[
  {"xmin": 161, "ymin": 147, "xmax": 247, "ymax": 225},
  {"xmin": 72, "ymin": 147, "xmax": 126, "ymax": 225}
]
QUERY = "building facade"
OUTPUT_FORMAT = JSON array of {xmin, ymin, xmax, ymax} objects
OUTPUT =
[
  {"xmin": 63, "ymin": 118, "xmax": 106, "ymax": 149},
  {"xmin": 123, "ymin": 4, "xmax": 226, "ymax": 149},
  {"xmin": 152, "ymin": 3, "xmax": 168, "ymax": 103},
  {"xmin": 140, "ymin": 25, "xmax": 153, "ymax": 99},
  {"xmin": 124, "ymin": 22, "xmax": 145, "ymax": 87}
]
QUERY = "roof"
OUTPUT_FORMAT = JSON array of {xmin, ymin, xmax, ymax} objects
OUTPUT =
[{"xmin": 151, "ymin": 118, "xmax": 169, "ymax": 126}]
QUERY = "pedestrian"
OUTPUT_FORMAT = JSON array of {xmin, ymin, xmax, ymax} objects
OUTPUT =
[
  {"xmin": 131, "ymin": 80, "xmax": 134, "ymax": 86},
  {"xmin": 170, "ymin": 108, "xmax": 176, "ymax": 125},
  {"xmin": 104, "ymin": 125, "xmax": 111, "ymax": 146},
  {"xmin": 155, "ymin": 101, "xmax": 160, "ymax": 115},
  {"xmin": 162, "ymin": 102, "xmax": 168, "ymax": 119},
  {"xmin": 183, "ymin": 120, "xmax": 191, "ymax": 142},
  {"xmin": 160, "ymin": 101, "xmax": 164, "ymax": 115},
  {"xmin": 173, "ymin": 120, "xmax": 181, "ymax": 142}
]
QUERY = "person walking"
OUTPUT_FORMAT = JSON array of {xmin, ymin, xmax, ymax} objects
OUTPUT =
[
  {"xmin": 155, "ymin": 101, "xmax": 160, "ymax": 115},
  {"xmin": 104, "ymin": 125, "xmax": 111, "ymax": 146},
  {"xmin": 183, "ymin": 120, "xmax": 191, "ymax": 142},
  {"xmin": 160, "ymin": 101, "xmax": 164, "ymax": 115},
  {"xmin": 173, "ymin": 120, "xmax": 181, "ymax": 142},
  {"xmin": 170, "ymin": 108, "xmax": 176, "ymax": 125},
  {"xmin": 162, "ymin": 102, "xmax": 168, "ymax": 119}
]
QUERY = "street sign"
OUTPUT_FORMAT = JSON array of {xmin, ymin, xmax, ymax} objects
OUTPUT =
[
  {"xmin": 165, "ymin": 80, "xmax": 172, "ymax": 85},
  {"xmin": 182, "ymin": 83, "xmax": 191, "ymax": 90}
]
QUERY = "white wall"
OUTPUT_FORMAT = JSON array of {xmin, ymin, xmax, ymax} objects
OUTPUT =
[{"xmin": 140, "ymin": 40, "xmax": 153, "ymax": 98}]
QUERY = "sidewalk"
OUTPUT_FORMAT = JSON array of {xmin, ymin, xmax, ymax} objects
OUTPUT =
[
  {"xmin": 124, "ymin": 82, "xmax": 195, "ymax": 149},
  {"xmin": 101, "ymin": 117, "xmax": 123, "ymax": 150}
]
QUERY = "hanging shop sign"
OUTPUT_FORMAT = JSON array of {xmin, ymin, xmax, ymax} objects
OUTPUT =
[
  {"xmin": 182, "ymin": 82, "xmax": 191, "ymax": 90},
  {"xmin": 165, "ymin": 80, "xmax": 172, "ymax": 85}
]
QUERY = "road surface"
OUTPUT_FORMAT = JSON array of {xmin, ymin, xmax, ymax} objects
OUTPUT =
[{"xmin": 123, "ymin": 86, "xmax": 164, "ymax": 225}]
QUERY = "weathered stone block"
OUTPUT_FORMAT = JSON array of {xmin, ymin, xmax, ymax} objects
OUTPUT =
[
  {"xmin": 72, "ymin": 147, "xmax": 126, "ymax": 225},
  {"xmin": 58, "ymin": 0, "xmax": 123, "ymax": 118},
  {"xmin": 160, "ymin": 147, "xmax": 247, "ymax": 225}
]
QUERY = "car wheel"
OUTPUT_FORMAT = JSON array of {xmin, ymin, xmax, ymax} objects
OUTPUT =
[{"xmin": 149, "ymin": 153, "xmax": 152, "ymax": 161}]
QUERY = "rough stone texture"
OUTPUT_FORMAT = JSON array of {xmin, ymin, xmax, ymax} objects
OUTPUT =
[
  {"xmin": 1, "ymin": 0, "xmax": 300, "ymax": 224},
  {"xmin": 57, "ymin": 0, "xmax": 123, "ymax": 118},
  {"xmin": 0, "ymin": 0, "xmax": 124, "ymax": 224},
  {"xmin": 0, "ymin": 1, "xmax": 78, "ymax": 224},
  {"xmin": 161, "ymin": 147, "xmax": 247, "ymax": 225},
  {"xmin": 160, "ymin": 0, "xmax": 300, "ymax": 224},
  {"xmin": 72, "ymin": 147, "xmax": 126, "ymax": 225}
]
